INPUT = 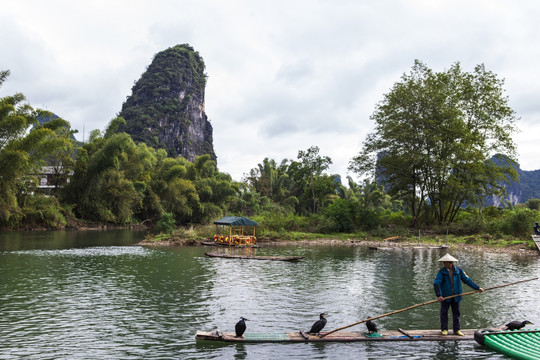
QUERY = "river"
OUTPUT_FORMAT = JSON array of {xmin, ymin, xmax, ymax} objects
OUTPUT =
[{"xmin": 1, "ymin": 230, "xmax": 539, "ymax": 359}]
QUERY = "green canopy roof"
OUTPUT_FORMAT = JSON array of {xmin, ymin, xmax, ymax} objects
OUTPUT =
[{"xmin": 213, "ymin": 216, "xmax": 258, "ymax": 226}]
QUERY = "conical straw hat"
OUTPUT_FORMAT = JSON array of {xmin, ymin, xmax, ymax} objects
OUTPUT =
[{"xmin": 438, "ymin": 254, "xmax": 458, "ymax": 262}]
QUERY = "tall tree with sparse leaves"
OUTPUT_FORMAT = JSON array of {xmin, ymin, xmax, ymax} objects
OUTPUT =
[
  {"xmin": 349, "ymin": 60, "xmax": 517, "ymax": 226},
  {"xmin": 297, "ymin": 146, "xmax": 332, "ymax": 214}
]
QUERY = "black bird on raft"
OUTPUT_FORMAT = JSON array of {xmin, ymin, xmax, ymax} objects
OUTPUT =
[
  {"xmin": 366, "ymin": 318, "xmax": 378, "ymax": 333},
  {"xmin": 505, "ymin": 320, "xmax": 534, "ymax": 331},
  {"xmin": 308, "ymin": 313, "xmax": 327, "ymax": 336},
  {"xmin": 235, "ymin": 317, "xmax": 248, "ymax": 337}
]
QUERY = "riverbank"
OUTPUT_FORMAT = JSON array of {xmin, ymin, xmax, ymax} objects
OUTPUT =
[
  {"xmin": 139, "ymin": 236, "xmax": 539, "ymax": 256},
  {"xmin": 278, "ymin": 238, "xmax": 538, "ymax": 256}
]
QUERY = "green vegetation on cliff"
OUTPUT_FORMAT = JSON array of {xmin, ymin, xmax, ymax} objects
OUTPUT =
[{"xmin": 119, "ymin": 44, "xmax": 215, "ymax": 160}]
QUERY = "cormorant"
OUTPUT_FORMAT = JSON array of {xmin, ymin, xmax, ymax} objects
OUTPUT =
[
  {"xmin": 366, "ymin": 318, "xmax": 378, "ymax": 333},
  {"xmin": 308, "ymin": 313, "xmax": 327, "ymax": 336},
  {"xmin": 235, "ymin": 317, "xmax": 248, "ymax": 337},
  {"xmin": 505, "ymin": 320, "xmax": 533, "ymax": 331}
]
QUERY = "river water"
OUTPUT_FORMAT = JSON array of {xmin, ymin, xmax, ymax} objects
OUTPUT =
[{"xmin": 0, "ymin": 230, "xmax": 539, "ymax": 359}]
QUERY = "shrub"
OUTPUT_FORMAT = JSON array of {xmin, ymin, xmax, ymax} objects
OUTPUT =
[
  {"xmin": 22, "ymin": 195, "xmax": 66, "ymax": 229},
  {"xmin": 452, "ymin": 211, "xmax": 486, "ymax": 235},
  {"xmin": 483, "ymin": 206, "xmax": 502, "ymax": 218},
  {"xmin": 356, "ymin": 208, "xmax": 381, "ymax": 230},
  {"xmin": 525, "ymin": 198, "xmax": 540, "ymax": 211},
  {"xmin": 202, "ymin": 203, "xmax": 222, "ymax": 223},
  {"xmin": 155, "ymin": 212, "xmax": 176, "ymax": 234},
  {"xmin": 322, "ymin": 198, "xmax": 354, "ymax": 232},
  {"xmin": 500, "ymin": 208, "xmax": 538, "ymax": 237},
  {"xmin": 379, "ymin": 210, "xmax": 409, "ymax": 227},
  {"xmin": 314, "ymin": 215, "xmax": 338, "ymax": 234}
]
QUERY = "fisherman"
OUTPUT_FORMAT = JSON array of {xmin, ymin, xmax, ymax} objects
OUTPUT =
[
  {"xmin": 533, "ymin": 222, "xmax": 540, "ymax": 235},
  {"xmin": 433, "ymin": 254, "xmax": 484, "ymax": 336}
]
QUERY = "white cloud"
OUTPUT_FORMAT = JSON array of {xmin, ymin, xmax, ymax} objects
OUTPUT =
[{"xmin": 2, "ymin": 0, "xmax": 540, "ymax": 179}]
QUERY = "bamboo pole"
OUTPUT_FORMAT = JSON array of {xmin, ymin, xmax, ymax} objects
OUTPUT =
[{"xmin": 321, "ymin": 277, "xmax": 538, "ymax": 338}]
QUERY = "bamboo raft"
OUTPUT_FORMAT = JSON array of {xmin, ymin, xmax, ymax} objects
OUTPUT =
[
  {"xmin": 196, "ymin": 278, "xmax": 537, "ymax": 344},
  {"xmin": 195, "ymin": 328, "xmax": 478, "ymax": 342},
  {"xmin": 204, "ymin": 252, "xmax": 304, "ymax": 261},
  {"xmin": 532, "ymin": 235, "xmax": 540, "ymax": 253}
]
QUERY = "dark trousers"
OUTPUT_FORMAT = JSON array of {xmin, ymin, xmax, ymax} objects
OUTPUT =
[{"xmin": 440, "ymin": 300, "xmax": 461, "ymax": 332}]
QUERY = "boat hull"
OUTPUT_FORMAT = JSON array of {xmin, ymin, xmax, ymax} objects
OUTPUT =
[
  {"xmin": 204, "ymin": 252, "xmax": 304, "ymax": 261},
  {"xmin": 475, "ymin": 328, "xmax": 540, "ymax": 360}
]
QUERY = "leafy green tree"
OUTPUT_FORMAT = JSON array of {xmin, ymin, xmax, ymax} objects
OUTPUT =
[
  {"xmin": 142, "ymin": 155, "xmax": 191, "ymax": 223},
  {"xmin": 229, "ymin": 182, "xmax": 268, "ymax": 216},
  {"xmin": 356, "ymin": 179, "xmax": 401, "ymax": 212},
  {"xmin": 155, "ymin": 212, "xmax": 176, "ymax": 234},
  {"xmin": 140, "ymin": 153, "xmax": 236, "ymax": 225},
  {"xmin": 321, "ymin": 198, "xmax": 354, "ymax": 232},
  {"xmin": 246, "ymin": 158, "xmax": 279, "ymax": 199},
  {"xmin": 297, "ymin": 146, "xmax": 332, "ymax": 214},
  {"xmin": 245, "ymin": 157, "xmax": 297, "ymax": 209},
  {"xmin": 338, "ymin": 177, "xmax": 403, "ymax": 230},
  {"xmin": 63, "ymin": 119, "xmax": 143, "ymax": 223},
  {"xmin": 40, "ymin": 117, "xmax": 77, "ymax": 193},
  {"xmin": 349, "ymin": 60, "xmax": 517, "ymax": 226},
  {"xmin": 0, "ymin": 70, "xmax": 74, "ymax": 227},
  {"xmin": 300, "ymin": 174, "xmax": 340, "ymax": 213},
  {"xmin": 189, "ymin": 155, "xmax": 237, "ymax": 222}
]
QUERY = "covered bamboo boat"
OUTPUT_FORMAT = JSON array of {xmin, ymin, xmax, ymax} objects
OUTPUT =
[
  {"xmin": 474, "ymin": 328, "xmax": 540, "ymax": 360},
  {"xmin": 201, "ymin": 241, "xmax": 258, "ymax": 248},
  {"xmin": 195, "ymin": 328, "xmax": 477, "ymax": 342},
  {"xmin": 204, "ymin": 252, "xmax": 303, "ymax": 261},
  {"xmin": 211, "ymin": 216, "xmax": 258, "ymax": 247}
]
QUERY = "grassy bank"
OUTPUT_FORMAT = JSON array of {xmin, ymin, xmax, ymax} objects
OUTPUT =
[{"xmin": 142, "ymin": 224, "xmax": 539, "ymax": 254}]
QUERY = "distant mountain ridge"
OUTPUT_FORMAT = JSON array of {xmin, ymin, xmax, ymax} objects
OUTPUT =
[
  {"xmin": 518, "ymin": 168, "xmax": 540, "ymax": 201},
  {"xmin": 36, "ymin": 113, "xmax": 77, "ymax": 141},
  {"xmin": 119, "ymin": 44, "xmax": 216, "ymax": 161},
  {"xmin": 488, "ymin": 156, "xmax": 540, "ymax": 206},
  {"xmin": 374, "ymin": 152, "xmax": 540, "ymax": 206}
]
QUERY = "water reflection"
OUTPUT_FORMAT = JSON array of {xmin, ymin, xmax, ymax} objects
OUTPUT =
[
  {"xmin": 0, "ymin": 229, "xmax": 145, "ymax": 251},
  {"xmin": 0, "ymin": 232, "xmax": 538, "ymax": 359}
]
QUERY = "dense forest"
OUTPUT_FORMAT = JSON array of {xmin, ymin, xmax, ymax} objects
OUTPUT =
[{"xmin": 1, "ymin": 61, "xmax": 539, "ymax": 239}]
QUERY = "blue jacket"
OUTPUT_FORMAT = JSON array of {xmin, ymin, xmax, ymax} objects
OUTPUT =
[{"xmin": 433, "ymin": 265, "xmax": 480, "ymax": 302}]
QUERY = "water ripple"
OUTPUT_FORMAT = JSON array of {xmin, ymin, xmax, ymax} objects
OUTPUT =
[{"xmin": 1, "ymin": 239, "xmax": 539, "ymax": 359}]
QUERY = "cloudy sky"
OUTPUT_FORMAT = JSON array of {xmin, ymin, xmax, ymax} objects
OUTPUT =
[{"xmin": 2, "ymin": 1, "xmax": 539, "ymax": 181}]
